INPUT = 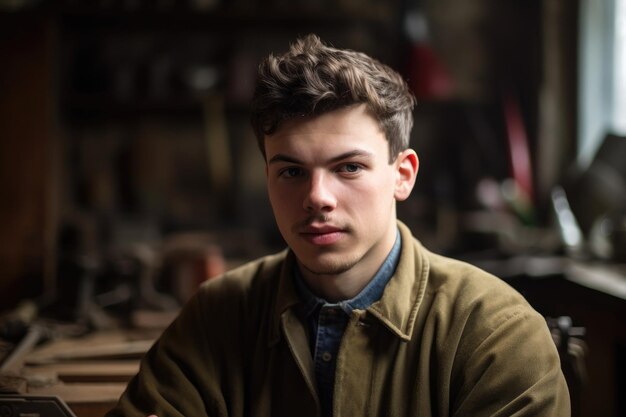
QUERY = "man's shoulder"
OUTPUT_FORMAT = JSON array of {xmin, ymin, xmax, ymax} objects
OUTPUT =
[
  {"xmin": 425, "ymin": 250, "xmax": 513, "ymax": 293},
  {"xmin": 421, "ymin": 248, "xmax": 540, "ymax": 331},
  {"xmin": 197, "ymin": 249, "xmax": 288, "ymax": 299}
]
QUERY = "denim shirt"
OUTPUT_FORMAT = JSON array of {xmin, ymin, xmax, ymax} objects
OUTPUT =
[{"xmin": 294, "ymin": 231, "xmax": 401, "ymax": 417}]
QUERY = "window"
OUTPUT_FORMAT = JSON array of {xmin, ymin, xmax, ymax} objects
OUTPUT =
[
  {"xmin": 579, "ymin": 0, "xmax": 626, "ymax": 166},
  {"xmin": 614, "ymin": 0, "xmax": 626, "ymax": 133}
]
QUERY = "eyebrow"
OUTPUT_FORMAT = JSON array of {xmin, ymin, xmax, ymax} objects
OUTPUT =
[{"xmin": 268, "ymin": 150, "xmax": 374, "ymax": 165}]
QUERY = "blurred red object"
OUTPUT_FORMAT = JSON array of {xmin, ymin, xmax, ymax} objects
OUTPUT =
[
  {"xmin": 503, "ymin": 91, "xmax": 534, "ymax": 202},
  {"xmin": 407, "ymin": 42, "xmax": 455, "ymax": 100}
]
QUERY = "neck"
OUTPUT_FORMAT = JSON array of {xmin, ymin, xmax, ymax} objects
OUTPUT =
[{"xmin": 298, "ymin": 267, "xmax": 369, "ymax": 303}]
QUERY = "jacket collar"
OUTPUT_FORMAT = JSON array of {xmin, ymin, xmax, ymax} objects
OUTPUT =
[
  {"xmin": 366, "ymin": 221, "xmax": 429, "ymax": 341},
  {"xmin": 268, "ymin": 221, "xmax": 429, "ymax": 346},
  {"xmin": 269, "ymin": 250, "xmax": 301, "ymax": 347}
]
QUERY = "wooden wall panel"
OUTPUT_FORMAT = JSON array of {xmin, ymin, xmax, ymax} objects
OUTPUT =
[{"xmin": 0, "ymin": 14, "xmax": 57, "ymax": 309}]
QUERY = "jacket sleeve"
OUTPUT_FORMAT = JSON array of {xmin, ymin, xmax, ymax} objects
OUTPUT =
[
  {"xmin": 105, "ymin": 280, "xmax": 246, "ymax": 417},
  {"xmin": 452, "ymin": 306, "xmax": 571, "ymax": 417}
]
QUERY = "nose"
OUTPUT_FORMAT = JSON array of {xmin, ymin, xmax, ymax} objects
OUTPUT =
[{"xmin": 303, "ymin": 171, "xmax": 337, "ymax": 213}]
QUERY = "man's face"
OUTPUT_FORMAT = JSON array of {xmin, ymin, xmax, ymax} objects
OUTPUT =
[{"xmin": 265, "ymin": 104, "xmax": 417, "ymax": 284}]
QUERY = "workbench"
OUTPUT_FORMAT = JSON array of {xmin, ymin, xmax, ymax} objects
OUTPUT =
[{"xmin": 0, "ymin": 311, "xmax": 175, "ymax": 417}]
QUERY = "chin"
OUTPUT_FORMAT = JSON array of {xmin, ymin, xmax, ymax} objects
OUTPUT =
[{"xmin": 298, "ymin": 252, "xmax": 359, "ymax": 276}]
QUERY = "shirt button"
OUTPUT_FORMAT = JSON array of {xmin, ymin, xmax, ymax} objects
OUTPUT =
[{"xmin": 322, "ymin": 352, "xmax": 332, "ymax": 362}]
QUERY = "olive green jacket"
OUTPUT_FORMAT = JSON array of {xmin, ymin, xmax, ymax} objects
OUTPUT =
[{"xmin": 107, "ymin": 222, "xmax": 570, "ymax": 417}]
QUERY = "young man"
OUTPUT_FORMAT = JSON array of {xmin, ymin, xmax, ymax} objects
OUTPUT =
[{"xmin": 107, "ymin": 35, "xmax": 570, "ymax": 417}]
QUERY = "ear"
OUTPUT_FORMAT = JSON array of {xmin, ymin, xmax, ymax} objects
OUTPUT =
[{"xmin": 394, "ymin": 149, "xmax": 419, "ymax": 201}]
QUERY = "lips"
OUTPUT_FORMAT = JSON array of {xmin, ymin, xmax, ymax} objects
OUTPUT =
[{"xmin": 299, "ymin": 225, "xmax": 345, "ymax": 246}]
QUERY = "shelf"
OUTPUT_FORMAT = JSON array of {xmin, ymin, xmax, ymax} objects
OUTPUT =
[
  {"xmin": 63, "ymin": 96, "xmax": 204, "ymax": 122},
  {"xmin": 3, "ymin": 3, "xmax": 401, "ymax": 36},
  {"xmin": 53, "ymin": 5, "xmax": 397, "ymax": 35}
]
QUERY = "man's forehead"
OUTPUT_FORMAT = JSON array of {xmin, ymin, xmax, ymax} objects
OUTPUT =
[{"xmin": 267, "ymin": 149, "xmax": 375, "ymax": 165}]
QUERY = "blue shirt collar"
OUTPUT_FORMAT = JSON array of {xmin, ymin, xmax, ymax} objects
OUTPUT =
[{"xmin": 294, "ymin": 229, "xmax": 402, "ymax": 317}]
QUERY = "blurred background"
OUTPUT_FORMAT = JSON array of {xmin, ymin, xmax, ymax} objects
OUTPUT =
[{"xmin": 0, "ymin": 0, "xmax": 625, "ymax": 415}]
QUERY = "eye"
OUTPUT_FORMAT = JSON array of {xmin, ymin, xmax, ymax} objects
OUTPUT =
[
  {"xmin": 279, "ymin": 166, "xmax": 304, "ymax": 178},
  {"xmin": 337, "ymin": 163, "xmax": 362, "ymax": 174}
]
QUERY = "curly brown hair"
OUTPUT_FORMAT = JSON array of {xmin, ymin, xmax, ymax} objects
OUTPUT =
[{"xmin": 251, "ymin": 34, "xmax": 416, "ymax": 163}]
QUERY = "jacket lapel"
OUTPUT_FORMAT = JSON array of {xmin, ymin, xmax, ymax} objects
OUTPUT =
[{"xmin": 366, "ymin": 221, "xmax": 430, "ymax": 341}]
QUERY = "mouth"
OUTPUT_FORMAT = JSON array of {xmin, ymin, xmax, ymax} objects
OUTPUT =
[{"xmin": 299, "ymin": 225, "xmax": 346, "ymax": 246}]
